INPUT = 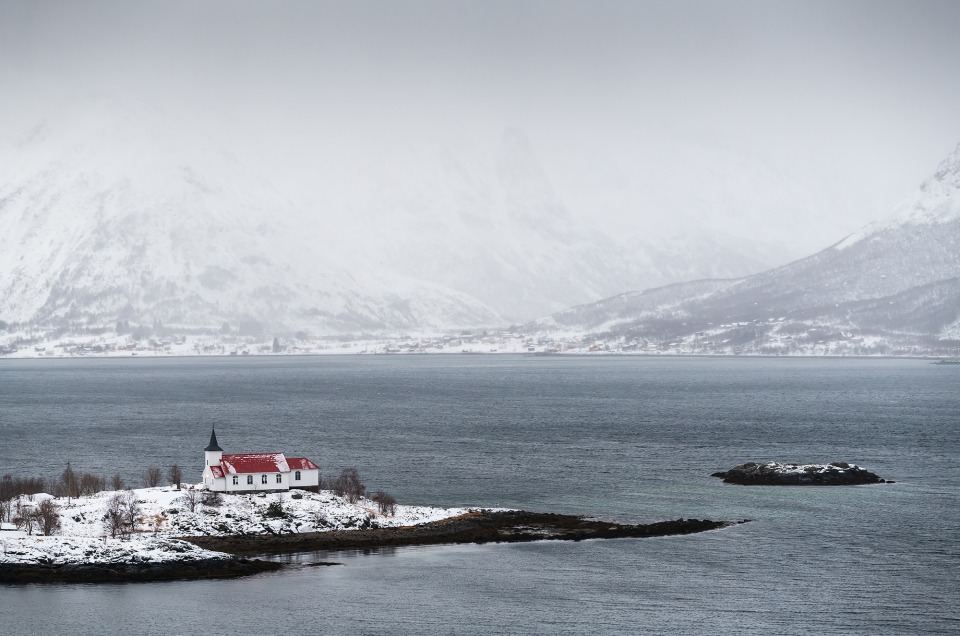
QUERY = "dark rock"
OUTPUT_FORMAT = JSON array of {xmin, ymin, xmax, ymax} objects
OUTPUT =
[
  {"xmin": 0, "ymin": 557, "xmax": 281, "ymax": 584},
  {"xmin": 712, "ymin": 461, "xmax": 886, "ymax": 486}
]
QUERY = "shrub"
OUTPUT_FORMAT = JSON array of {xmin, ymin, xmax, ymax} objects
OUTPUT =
[
  {"xmin": 331, "ymin": 467, "xmax": 366, "ymax": 504},
  {"xmin": 169, "ymin": 465, "xmax": 183, "ymax": 490},
  {"xmin": 263, "ymin": 500, "xmax": 287, "ymax": 519},
  {"xmin": 372, "ymin": 490, "xmax": 396, "ymax": 516},
  {"xmin": 181, "ymin": 489, "xmax": 200, "ymax": 512},
  {"xmin": 34, "ymin": 498, "xmax": 61, "ymax": 536},
  {"xmin": 202, "ymin": 490, "xmax": 223, "ymax": 507},
  {"xmin": 104, "ymin": 491, "xmax": 141, "ymax": 539},
  {"xmin": 143, "ymin": 465, "xmax": 163, "ymax": 488}
]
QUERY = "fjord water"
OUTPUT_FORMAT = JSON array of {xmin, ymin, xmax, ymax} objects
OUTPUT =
[{"xmin": 1, "ymin": 355, "xmax": 958, "ymax": 635}]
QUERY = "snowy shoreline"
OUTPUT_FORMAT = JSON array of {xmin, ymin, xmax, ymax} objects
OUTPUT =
[
  {"xmin": 3, "ymin": 326, "xmax": 957, "ymax": 360},
  {"xmin": 1, "ymin": 348, "xmax": 953, "ymax": 362},
  {"xmin": 0, "ymin": 486, "xmax": 476, "ymax": 578},
  {"xmin": 0, "ymin": 486, "xmax": 742, "ymax": 583}
]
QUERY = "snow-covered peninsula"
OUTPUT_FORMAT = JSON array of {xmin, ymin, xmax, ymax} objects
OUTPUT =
[
  {"xmin": 1, "ymin": 484, "xmax": 740, "ymax": 583},
  {"xmin": 1, "ymin": 486, "xmax": 472, "ymax": 571}
]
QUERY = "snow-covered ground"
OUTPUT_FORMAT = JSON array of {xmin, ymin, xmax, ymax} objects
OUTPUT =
[
  {"xmin": 0, "ymin": 487, "xmax": 475, "ymax": 566},
  {"xmin": 0, "ymin": 536, "xmax": 225, "ymax": 566}
]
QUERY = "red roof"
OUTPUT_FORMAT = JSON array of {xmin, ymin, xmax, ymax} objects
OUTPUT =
[
  {"xmin": 210, "ymin": 466, "xmax": 225, "ymax": 479},
  {"xmin": 220, "ymin": 453, "xmax": 289, "ymax": 474},
  {"xmin": 287, "ymin": 457, "xmax": 318, "ymax": 470}
]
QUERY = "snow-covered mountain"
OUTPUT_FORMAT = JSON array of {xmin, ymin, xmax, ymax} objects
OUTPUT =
[
  {"xmin": 532, "ymin": 143, "xmax": 960, "ymax": 353},
  {"xmin": 0, "ymin": 97, "xmax": 501, "ymax": 333},
  {"xmin": 0, "ymin": 95, "xmax": 854, "ymax": 334},
  {"xmin": 357, "ymin": 127, "xmax": 777, "ymax": 321}
]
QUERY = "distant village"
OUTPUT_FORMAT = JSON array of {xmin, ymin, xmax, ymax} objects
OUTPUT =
[{"xmin": 1, "ymin": 317, "xmax": 954, "ymax": 359}]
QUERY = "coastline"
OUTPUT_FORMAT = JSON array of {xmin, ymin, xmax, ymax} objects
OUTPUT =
[
  {"xmin": 185, "ymin": 510, "xmax": 745, "ymax": 556},
  {"xmin": 0, "ymin": 510, "xmax": 745, "ymax": 583},
  {"xmin": 0, "ymin": 556, "xmax": 280, "ymax": 584},
  {"xmin": 1, "ymin": 348, "xmax": 955, "ymax": 362}
]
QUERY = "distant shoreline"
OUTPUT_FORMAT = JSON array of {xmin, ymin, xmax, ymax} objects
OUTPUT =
[{"xmin": 0, "ymin": 350, "xmax": 955, "ymax": 362}]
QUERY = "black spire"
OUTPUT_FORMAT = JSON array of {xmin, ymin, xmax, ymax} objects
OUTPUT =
[{"xmin": 205, "ymin": 427, "xmax": 223, "ymax": 452}]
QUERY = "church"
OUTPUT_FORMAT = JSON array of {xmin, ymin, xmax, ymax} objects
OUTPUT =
[{"xmin": 201, "ymin": 428, "xmax": 320, "ymax": 493}]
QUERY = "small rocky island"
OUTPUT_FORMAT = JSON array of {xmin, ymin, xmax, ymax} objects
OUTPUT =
[{"xmin": 712, "ymin": 462, "xmax": 890, "ymax": 485}]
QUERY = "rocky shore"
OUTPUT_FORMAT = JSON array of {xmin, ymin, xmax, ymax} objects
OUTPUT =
[
  {"xmin": 187, "ymin": 509, "xmax": 744, "ymax": 555},
  {"xmin": 712, "ymin": 462, "xmax": 889, "ymax": 485},
  {"xmin": 0, "ymin": 556, "xmax": 281, "ymax": 584},
  {"xmin": 1, "ymin": 491, "xmax": 744, "ymax": 584}
]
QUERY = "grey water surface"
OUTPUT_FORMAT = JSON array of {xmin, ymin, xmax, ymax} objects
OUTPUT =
[{"xmin": 0, "ymin": 355, "xmax": 957, "ymax": 635}]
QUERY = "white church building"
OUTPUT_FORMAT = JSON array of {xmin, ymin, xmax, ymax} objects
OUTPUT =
[{"xmin": 201, "ymin": 428, "xmax": 320, "ymax": 493}]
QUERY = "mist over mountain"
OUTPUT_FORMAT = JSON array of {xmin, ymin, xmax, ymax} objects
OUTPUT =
[
  {"xmin": 0, "ymin": 97, "xmax": 500, "ymax": 333},
  {"xmin": 533, "ymin": 144, "xmax": 960, "ymax": 355},
  {"xmin": 0, "ymin": 95, "xmax": 850, "ymax": 334}
]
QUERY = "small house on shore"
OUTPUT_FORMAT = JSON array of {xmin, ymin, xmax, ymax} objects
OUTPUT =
[{"xmin": 201, "ymin": 428, "xmax": 320, "ymax": 493}]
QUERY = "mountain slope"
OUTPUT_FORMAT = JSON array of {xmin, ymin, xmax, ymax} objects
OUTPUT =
[
  {"xmin": 0, "ymin": 97, "xmax": 501, "ymax": 332},
  {"xmin": 531, "ymin": 143, "xmax": 960, "ymax": 354},
  {"xmin": 344, "ymin": 127, "xmax": 778, "ymax": 321},
  {"xmin": 0, "ymin": 94, "xmax": 886, "ymax": 334}
]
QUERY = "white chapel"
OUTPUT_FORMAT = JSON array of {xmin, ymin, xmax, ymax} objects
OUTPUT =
[{"xmin": 201, "ymin": 428, "xmax": 320, "ymax": 493}]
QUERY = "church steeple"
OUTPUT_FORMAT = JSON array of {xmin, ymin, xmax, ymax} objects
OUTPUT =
[
  {"xmin": 205, "ymin": 427, "xmax": 223, "ymax": 452},
  {"xmin": 204, "ymin": 427, "xmax": 224, "ymax": 470}
]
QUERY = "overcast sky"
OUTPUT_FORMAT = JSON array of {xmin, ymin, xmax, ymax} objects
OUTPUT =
[{"xmin": 3, "ymin": 0, "xmax": 960, "ymax": 249}]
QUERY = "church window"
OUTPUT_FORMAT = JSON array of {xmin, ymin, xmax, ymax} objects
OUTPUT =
[
  {"xmin": 247, "ymin": 475, "xmax": 253, "ymax": 485},
  {"xmin": 276, "ymin": 474, "xmax": 282, "ymax": 483},
  {"xmin": 261, "ymin": 474, "xmax": 268, "ymax": 484},
  {"xmin": 295, "ymin": 471, "xmax": 301, "ymax": 481},
  {"xmin": 232, "ymin": 476, "xmax": 238, "ymax": 485}
]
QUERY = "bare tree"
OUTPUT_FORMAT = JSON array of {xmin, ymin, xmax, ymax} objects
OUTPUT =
[
  {"xmin": 61, "ymin": 463, "xmax": 78, "ymax": 503},
  {"xmin": 181, "ymin": 488, "xmax": 200, "ymax": 512},
  {"xmin": 372, "ymin": 490, "xmax": 396, "ymax": 516},
  {"xmin": 33, "ymin": 498, "xmax": 61, "ymax": 536},
  {"xmin": 143, "ymin": 465, "xmax": 163, "ymax": 488},
  {"xmin": 0, "ymin": 475, "xmax": 13, "ymax": 502},
  {"xmin": 1, "ymin": 475, "xmax": 46, "ymax": 499},
  {"xmin": 14, "ymin": 500, "xmax": 34, "ymax": 535},
  {"xmin": 111, "ymin": 473, "xmax": 125, "ymax": 491},
  {"xmin": 169, "ymin": 464, "xmax": 183, "ymax": 490},
  {"xmin": 121, "ymin": 491, "xmax": 141, "ymax": 538},
  {"xmin": 104, "ymin": 493, "xmax": 125, "ymax": 538},
  {"xmin": 104, "ymin": 491, "xmax": 141, "ymax": 539},
  {"xmin": 79, "ymin": 472, "xmax": 106, "ymax": 496},
  {"xmin": 331, "ymin": 467, "xmax": 366, "ymax": 503}
]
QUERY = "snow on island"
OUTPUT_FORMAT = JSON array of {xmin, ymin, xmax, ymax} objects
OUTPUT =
[
  {"xmin": 0, "ymin": 536, "xmax": 224, "ymax": 567},
  {"xmin": 0, "ymin": 487, "xmax": 475, "ymax": 581},
  {"xmin": 711, "ymin": 462, "xmax": 890, "ymax": 486},
  {"xmin": 1, "ymin": 486, "xmax": 744, "ymax": 583}
]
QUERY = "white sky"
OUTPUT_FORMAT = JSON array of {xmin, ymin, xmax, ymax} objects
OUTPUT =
[{"xmin": 2, "ymin": 0, "xmax": 960, "ymax": 252}]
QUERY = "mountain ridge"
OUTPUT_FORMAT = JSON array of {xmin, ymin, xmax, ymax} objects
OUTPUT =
[
  {"xmin": 528, "ymin": 143, "xmax": 960, "ymax": 355},
  {"xmin": 0, "ymin": 96, "xmax": 815, "ymax": 333}
]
